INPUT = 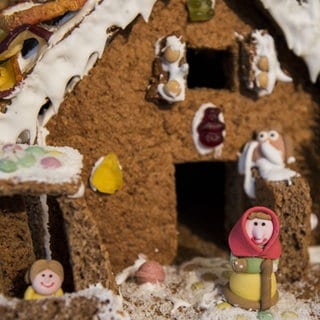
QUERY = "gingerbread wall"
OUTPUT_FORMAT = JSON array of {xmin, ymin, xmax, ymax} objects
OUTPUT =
[{"xmin": 45, "ymin": 0, "xmax": 320, "ymax": 272}]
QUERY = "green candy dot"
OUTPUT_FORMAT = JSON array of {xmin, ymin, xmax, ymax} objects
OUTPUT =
[
  {"xmin": 0, "ymin": 159, "xmax": 17, "ymax": 173},
  {"xmin": 257, "ymin": 310, "xmax": 274, "ymax": 320},
  {"xmin": 17, "ymin": 153, "xmax": 36, "ymax": 168},
  {"xmin": 187, "ymin": 0, "xmax": 214, "ymax": 22},
  {"xmin": 25, "ymin": 146, "xmax": 47, "ymax": 156}
]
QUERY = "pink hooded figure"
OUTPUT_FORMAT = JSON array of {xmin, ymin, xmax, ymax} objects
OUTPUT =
[{"xmin": 223, "ymin": 206, "xmax": 281, "ymax": 310}]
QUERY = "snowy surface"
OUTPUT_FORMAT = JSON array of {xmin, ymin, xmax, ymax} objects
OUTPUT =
[{"xmin": 120, "ymin": 256, "xmax": 320, "ymax": 320}]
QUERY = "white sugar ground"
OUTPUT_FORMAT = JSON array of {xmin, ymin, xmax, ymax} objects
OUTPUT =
[{"xmin": 119, "ymin": 257, "xmax": 320, "ymax": 320}]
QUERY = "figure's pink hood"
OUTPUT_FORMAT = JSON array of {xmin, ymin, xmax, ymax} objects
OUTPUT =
[{"xmin": 228, "ymin": 206, "xmax": 281, "ymax": 259}]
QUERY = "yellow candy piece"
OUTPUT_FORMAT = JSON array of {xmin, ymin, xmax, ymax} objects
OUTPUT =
[
  {"xmin": 191, "ymin": 281, "xmax": 204, "ymax": 291},
  {"xmin": 0, "ymin": 59, "xmax": 16, "ymax": 91},
  {"xmin": 90, "ymin": 153, "xmax": 123, "ymax": 194},
  {"xmin": 281, "ymin": 311, "xmax": 298, "ymax": 319},
  {"xmin": 216, "ymin": 301, "xmax": 232, "ymax": 310},
  {"xmin": 49, "ymin": 150, "xmax": 64, "ymax": 157},
  {"xmin": 236, "ymin": 315, "xmax": 248, "ymax": 320}
]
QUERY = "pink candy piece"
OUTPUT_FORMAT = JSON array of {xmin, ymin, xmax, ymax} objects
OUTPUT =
[
  {"xmin": 40, "ymin": 157, "xmax": 62, "ymax": 169},
  {"xmin": 135, "ymin": 261, "xmax": 165, "ymax": 284},
  {"xmin": 2, "ymin": 144, "xmax": 23, "ymax": 152}
]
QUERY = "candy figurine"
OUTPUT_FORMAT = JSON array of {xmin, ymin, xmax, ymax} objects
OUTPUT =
[
  {"xmin": 238, "ymin": 129, "xmax": 297, "ymax": 199},
  {"xmin": 24, "ymin": 259, "xmax": 64, "ymax": 300},
  {"xmin": 223, "ymin": 206, "xmax": 281, "ymax": 311}
]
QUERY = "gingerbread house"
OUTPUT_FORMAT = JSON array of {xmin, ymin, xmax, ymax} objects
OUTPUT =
[{"xmin": 0, "ymin": 1, "xmax": 319, "ymax": 316}]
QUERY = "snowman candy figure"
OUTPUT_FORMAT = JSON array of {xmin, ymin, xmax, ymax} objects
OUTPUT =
[{"xmin": 224, "ymin": 206, "xmax": 281, "ymax": 310}]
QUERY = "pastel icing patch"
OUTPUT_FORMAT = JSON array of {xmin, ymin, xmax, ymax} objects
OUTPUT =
[
  {"xmin": 257, "ymin": 310, "xmax": 274, "ymax": 320},
  {"xmin": 0, "ymin": 158, "xmax": 17, "ymax": 172},
  {"xmin": 280, "ymin": 311, "xmax": 298, "ymax": 319},
  {"xmin": 40, "ymin": 157, "xmax": 62, "ymax": 169},
  {"xmin": 16, "ymin": 152, "xmax": 36, "ymax": 168},
  {"xmin": 0, "ymin": 144, "xmax": 82, "ymax": 184},
  {"xmin": 89, "ymin": 152, "xmax": 123, "ymax": 194},
  {"xmin": 25, "ymin": 145, "xmax": 48, "ymax": 155}
]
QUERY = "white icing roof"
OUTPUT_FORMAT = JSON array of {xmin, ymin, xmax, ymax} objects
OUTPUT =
[
  {"xmin": 259, "ymin": 0, "xmax": 320, "ymax": 83},
  {"xmin": 0, "ymin": 0, "xmax": 157, "ymax": 144}
]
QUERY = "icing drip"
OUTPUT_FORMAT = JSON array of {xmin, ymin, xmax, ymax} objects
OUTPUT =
[
  {"xmin": 40, "ymin": 193, "xmax": 52, "ymax": 259},
  {"xmin": 259, "ymin": 0, "xmax": 320, "ymax": 82},
  {"xmin": 0, "ymin": 0, "xmax": 157, "ymax": 144}
]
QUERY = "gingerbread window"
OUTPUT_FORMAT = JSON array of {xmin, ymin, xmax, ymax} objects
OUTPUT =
[{"xmin": 187, "ymin": 47, "xmax": 233, "ymax": 90}]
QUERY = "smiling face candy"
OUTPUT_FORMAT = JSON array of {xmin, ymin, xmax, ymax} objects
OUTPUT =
[
  {"xmin": 24, "ymin": 259, "xmax": 64, "ymax": 299},
  {"xmin": 32, "ymin": 268, "xmax": 62, "ymax": 296},
  {"xmin": 246, "ymin": 212, "xmax": 274, "ymax": 247}
]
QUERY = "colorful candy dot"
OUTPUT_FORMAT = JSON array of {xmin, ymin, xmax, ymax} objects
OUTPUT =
[
  {"xmin": 25, "ymin": 145, "xmax": 47, "ymax": 156},
  {"xmin": 281, "ymin": 311, "xmax": 298, "ymax": 319},
  {"xmin": 187, "ymin": 0, "xmax": 214, "ymax": 22},
  {"xmin": 49, "ymin": 150, "xmax": 65, "ymax": 157},
  {"xmin": 257, "ymin": 310, "xmax": 274, "ymax": 320},
  {"xmin": 216, "ymin": 301, "xmax": 232, "ymax": 310},
  {"xmin": 40, "ymin": 157, "xmax": 62, "ymax": 169},
  {"xmin": 236, "ymin": 315, "xmax": 248, "ymax": 320},
  {"xmin": 17, "ymin": 153, "xmax": 36, "ymax": 168},
  {"xmin": 2, "ymin": 144, "xmax": 23, "ymax": 152},
  {"xmin": 0, "ymin": 159, "xmax": 17, "ymax": 172},
  {"xmin": 191, "ymin": 281, "xmax": 205, "ymax": 291}
]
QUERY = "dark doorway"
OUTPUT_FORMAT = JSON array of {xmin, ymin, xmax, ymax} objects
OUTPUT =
[
  {"xmin": 187, "ymin": 47, "xmax": 234, "ymax": 89},
  {"xmin": 175, "ymin": 162, "xmax": 228, "ymax": 255}
]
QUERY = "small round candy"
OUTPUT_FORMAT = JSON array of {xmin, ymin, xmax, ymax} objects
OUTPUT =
[
  {"xmin": 25, "ymin": 146, "xmax": 47, "ymax": 156},
  {"xmin": 257, "ymin": 56, "xmax": 269, "ymax": 72},
  {"xmin": 2, "ymin": 144, "xmax": 22, "ymax": 152},
  {"xmin": 257, "ymin": 71, "xmax": 269, "ymax": 89},
  {"xmin": 40, "ymin": 157, "xmax": 62, "ymax": 169},
  {"xmin": 17, "ymin": 153, "xmax": 36, "ymax": 168},
  {"xmin": 135, "ymin": 261, "xmax": 165, "ymax": 284},
  {"xmin": 163, "ymin": 79, "xmax": 181, "ymax": 98},
  {"xmin": 164, "ymin": 47, "xmax": 180, "ymax": 63},
  {"xmin": 0, "ymin": 159, "xmax": 17, "ymax": 172}
]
